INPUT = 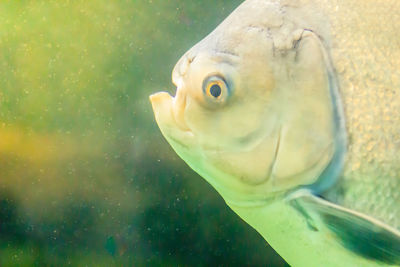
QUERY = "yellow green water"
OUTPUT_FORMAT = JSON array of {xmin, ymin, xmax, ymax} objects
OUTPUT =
[{"xmin": 0, "ymin": 1, "xmax": 286, "ymax": 266}]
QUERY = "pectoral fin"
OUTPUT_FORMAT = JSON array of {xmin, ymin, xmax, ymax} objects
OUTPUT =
[{"xmin": 288, "ymin": 190, "xmax": 400, "ymax": 265}]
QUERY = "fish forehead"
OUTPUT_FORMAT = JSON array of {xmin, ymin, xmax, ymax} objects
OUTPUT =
[
  {"xmin": 173, "ymin": 0, "xmax": 290, "ymax": 69},
  {"xmin": 173, "ymin": 16, "xmax": 277, "ymax": 76}
]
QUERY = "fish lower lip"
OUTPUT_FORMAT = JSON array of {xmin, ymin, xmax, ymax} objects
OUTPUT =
[
  {"xmin": 150, "ymin": 91, "xmax": 194, "ymax": 138},
  {"xmin": 149, "ymin": 92, "xmax": 169, "ymax": 103},
  {"xmin": 149, "ymin": 91, "xmax": 176, "ymax": 128},
  {"xmin": 149, "ymin": 91, "xmax": 173, "ymax": 113},
  {"xmin": 150, "ymin": 91, "xmax": 190, "ymax": 132}
]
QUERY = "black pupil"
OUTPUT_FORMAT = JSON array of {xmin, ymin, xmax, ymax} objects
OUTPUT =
[{"xmin": 210, "ymin": 84, "xmax": 222, "ymax": 98}]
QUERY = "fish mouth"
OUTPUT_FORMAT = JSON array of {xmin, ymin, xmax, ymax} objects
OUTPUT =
[{"xmin": 149, "ymin": 91, "xmax": 194, "ymax": 148}]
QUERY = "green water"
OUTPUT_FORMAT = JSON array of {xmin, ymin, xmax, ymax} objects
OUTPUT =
[{"xmin": 0, "ymin": 1, "xmax": 286, "ymax": 266}]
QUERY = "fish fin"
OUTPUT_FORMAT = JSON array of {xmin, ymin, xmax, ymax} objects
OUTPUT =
[{"xmin": 288, "ymin": 189, "xmax": 400, "ymax": 265}]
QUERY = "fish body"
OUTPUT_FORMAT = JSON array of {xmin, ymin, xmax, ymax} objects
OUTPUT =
[{"xmin": 150, "ymin": 0, "xmax": 400, "ymax": 266}]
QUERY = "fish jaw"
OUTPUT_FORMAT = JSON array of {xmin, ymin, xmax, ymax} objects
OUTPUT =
[
  {"xmin": 149, "ymin": 91, "xmax": 281, "ymax": 205},
  {"xmin": 149, "ymin": 91, "xmax": 196, "ymax": 149},
  {"xmin": 149, "ymin": 92, "xmax": 176, "ymax": 135},
  {"xmin": 149, "ymin": 91, "xmax": 234, "ymax": 200}
]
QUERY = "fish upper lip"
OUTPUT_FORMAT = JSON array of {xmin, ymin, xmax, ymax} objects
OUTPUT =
[{"xmin": 149, "ymin": 91, "xmax": 170, "ymax": 104}]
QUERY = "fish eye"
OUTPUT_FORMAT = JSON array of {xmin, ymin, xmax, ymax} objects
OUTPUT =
[
  {"xmin": 209, "ymin": 83, "xmax": 222, "ymax": 98},
  {"xmin": 203, "ymin": 75, "xmax": 230, "ymax": 103}
]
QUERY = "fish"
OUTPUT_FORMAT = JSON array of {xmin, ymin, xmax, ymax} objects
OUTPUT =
[{"xmin": 150, "ymin": 0, "xmax": 400, "ymax": 266}]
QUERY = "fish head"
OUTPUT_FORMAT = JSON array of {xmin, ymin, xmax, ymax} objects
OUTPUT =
[{"xmin": 150, "ymin": 10, "xmax": 336, "ymax": 206}]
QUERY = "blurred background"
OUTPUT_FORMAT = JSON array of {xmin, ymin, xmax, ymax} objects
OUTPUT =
[{"xmin": 0, "ymin": 0, "xmax": 287, "ymax": 266}]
